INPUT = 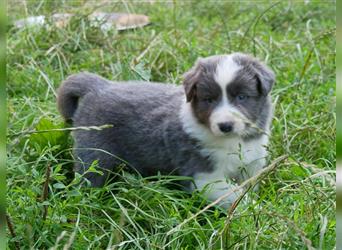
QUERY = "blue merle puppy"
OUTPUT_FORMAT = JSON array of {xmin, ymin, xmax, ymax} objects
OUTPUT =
[{"xmin": 57, "ymin": 53, "xmax": 275, "ymax": 207}]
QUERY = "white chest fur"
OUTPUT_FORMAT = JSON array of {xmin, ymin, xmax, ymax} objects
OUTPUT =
[
  {"xmin": 194, "ymin": 136, "xmax": 268, "ymax": 208},
  {"xmin": 198, "ymin": 135, "xmax": 268, "ymax": 182}
]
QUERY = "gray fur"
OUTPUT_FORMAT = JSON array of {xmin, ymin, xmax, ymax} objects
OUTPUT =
[{"xmin": 58, "ymin": 72, "xmax": 211, "ymax": 187}]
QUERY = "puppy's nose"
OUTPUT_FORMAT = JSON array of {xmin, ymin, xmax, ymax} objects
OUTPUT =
[{"xmin": 218, "ymin": 122, "xmax": 233, "ymax": 133}]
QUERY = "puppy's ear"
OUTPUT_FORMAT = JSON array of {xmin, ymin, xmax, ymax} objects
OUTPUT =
[
  {"xmin": 252, "ymin": 61, "xmax": 275, "ymax": 96},
  {"xmin": 183, "ymin": 59, "xmax": 203, "ymax": 102},
  {"xmin": 235, "ymin": 53, "xmax": 275, "ymax": 96}
]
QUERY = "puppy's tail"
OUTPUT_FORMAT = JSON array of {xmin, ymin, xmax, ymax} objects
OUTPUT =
[{"xmin": 57, "ymin": 72, "xmax": 109, "ymax": 122}]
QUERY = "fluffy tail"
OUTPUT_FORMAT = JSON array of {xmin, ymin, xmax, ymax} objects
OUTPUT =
[{"xmin": 57, "ymin": 72, "xmax": 109, "ymax": 122}]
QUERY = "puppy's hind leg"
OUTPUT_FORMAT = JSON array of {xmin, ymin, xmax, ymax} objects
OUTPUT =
[{"xmin": 73, "ymin": 148, "xmax": 121, "ymax": 187}]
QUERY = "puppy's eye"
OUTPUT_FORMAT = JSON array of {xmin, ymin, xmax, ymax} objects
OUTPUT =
[
  {"xmin": 237, "ymin": 94, "xmax": 248, "ymax": 101},
  {"xmin": 203, "ymin": 98, "xmax": 214, "ymax": 104}
]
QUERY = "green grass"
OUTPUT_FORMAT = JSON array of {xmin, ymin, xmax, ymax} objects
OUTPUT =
[{"xmin": 7, "ymin": 1, "xmax": 336, "ymax": 249}]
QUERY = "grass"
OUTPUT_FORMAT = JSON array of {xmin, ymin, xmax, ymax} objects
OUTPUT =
[{"xmin": 7, "ymin": 1, "xmax": 336, "ymax": 249}]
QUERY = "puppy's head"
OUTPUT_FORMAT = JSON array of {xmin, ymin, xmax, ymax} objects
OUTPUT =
[{"xmin": 183, "ymin": 53, "xmax": 275, "ymax": 138}]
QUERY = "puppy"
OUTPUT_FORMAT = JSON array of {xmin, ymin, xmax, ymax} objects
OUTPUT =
[{"xmin": 57, "ymin": 53, "xmax": 275, "ymax": 208}]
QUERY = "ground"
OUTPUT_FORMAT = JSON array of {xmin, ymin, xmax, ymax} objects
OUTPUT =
[{"xmin": 7, "ymin": 1, "xmax": 335, "ymax": 249}]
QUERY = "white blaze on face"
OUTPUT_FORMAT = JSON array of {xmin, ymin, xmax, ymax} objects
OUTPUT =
[{"xmin": 210, "ymin": 55, "xmax": 246, "ymax": 136}]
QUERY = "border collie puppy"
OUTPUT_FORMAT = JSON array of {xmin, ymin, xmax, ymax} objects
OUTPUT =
[{"xmin": 57, "ymin": 53, "xmax": 275, "ymax": 207}]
